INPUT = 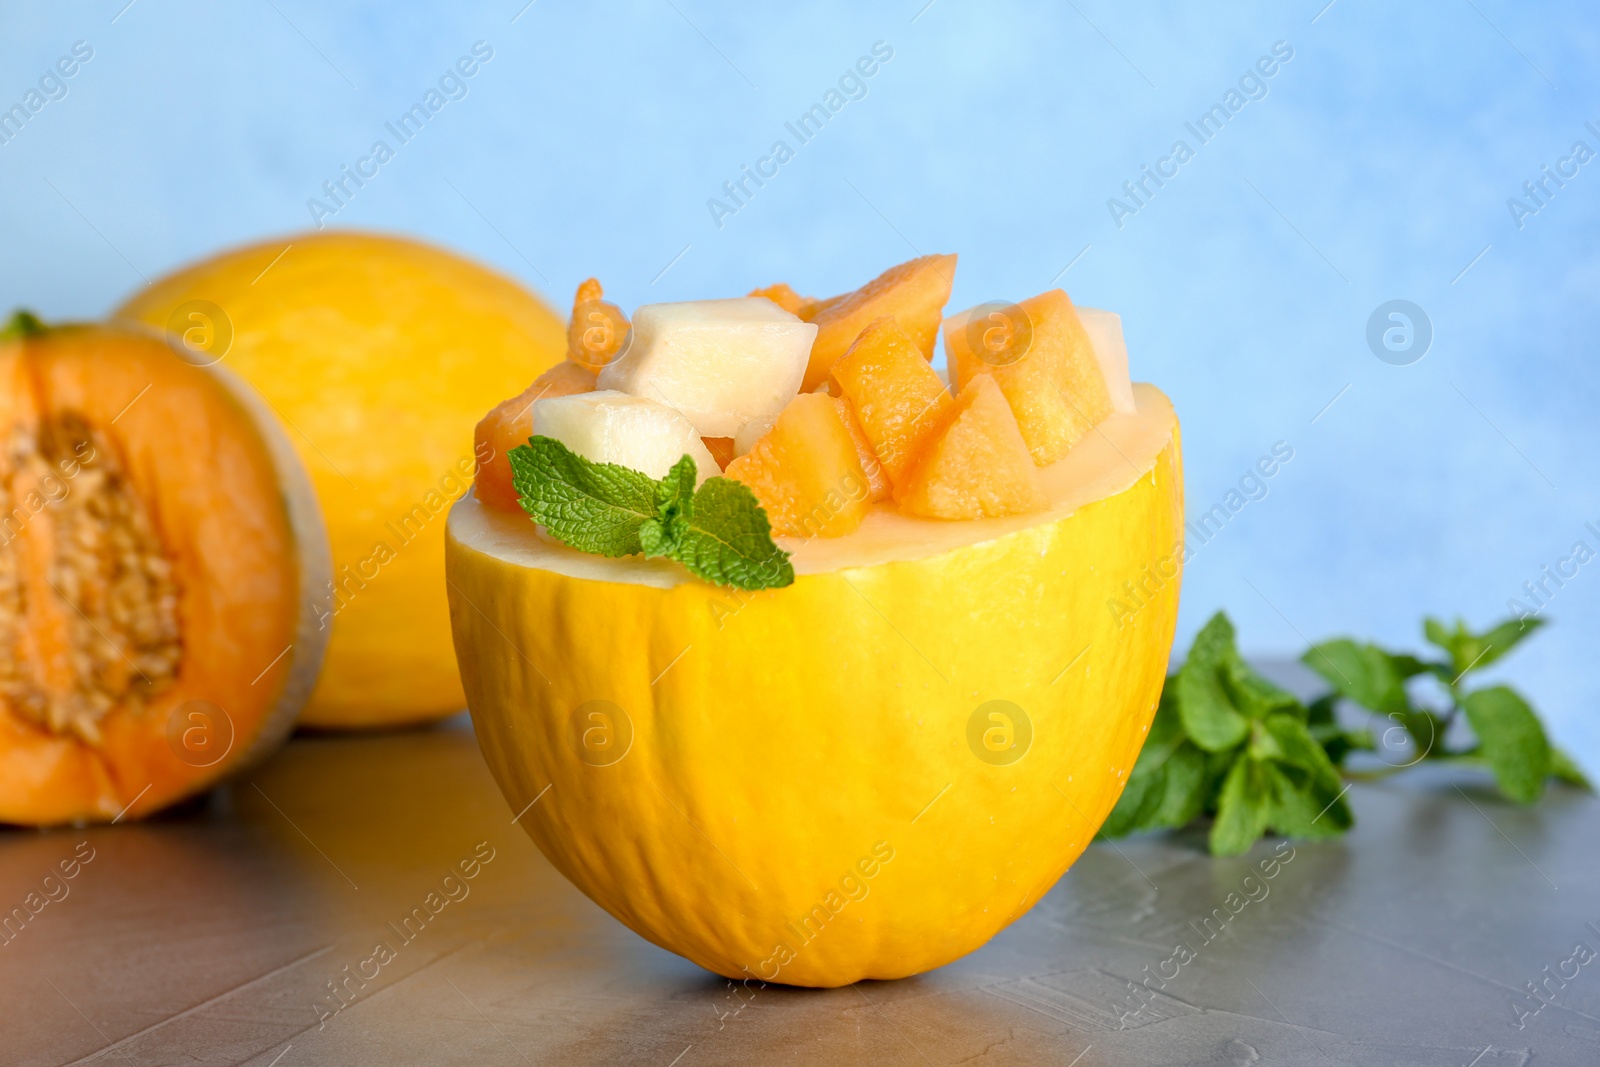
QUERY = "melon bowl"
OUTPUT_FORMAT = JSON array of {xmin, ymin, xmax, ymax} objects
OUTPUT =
[{"xmin": 446, "ymin": 385, "xmax": 1182, "ymax": 987}]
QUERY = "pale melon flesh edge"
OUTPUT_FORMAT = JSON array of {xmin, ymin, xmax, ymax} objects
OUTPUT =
[{"xmin": 451, "ymin": 382, "xmax": 1175, "ymax": 584}]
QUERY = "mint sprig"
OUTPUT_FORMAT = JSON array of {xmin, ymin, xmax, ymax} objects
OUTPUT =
[
  {"xmin": 1104, "ymin": 613, "xmax": 1353, "ymax": 855},
  {"xmin": 1303, "ymin": 613, "xmax": 1586, "ymax": 803},
  {"xmin": 507, "ymin": 436, "xmax": 793, "ymax": 591},
  {"xmin": 1104, "ymin": 609, "xmax": 1587, "ymax": 856}
]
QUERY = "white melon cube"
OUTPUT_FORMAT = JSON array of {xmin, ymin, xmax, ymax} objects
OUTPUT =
[
  {"xmin": 532, "ymin": 390, "xmax": 718, "ymax": 481},
  {"xmin": 597, "ymin": 297, "xmax": 816, "ymax": 437},
  {"xmin": 732, "ymin": 415, "xmax": 776, "ymax": 457},
  {"xmin": 1076, "ymin": 307, "xmax": 1137, "ymax": 414}
]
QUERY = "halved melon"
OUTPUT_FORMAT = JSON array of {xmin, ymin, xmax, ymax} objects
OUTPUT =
[
  {"xmin": 802, "ymin": 254, "xmax": 957, "ymax": 391},
  {"xmin": 830, "ymin": 315, "xmax": 954, "ymax": 493},
  {"xmin": 0, "ymin": 317, "xmax": 328, "ymax": 825},
  {"xmin": 724, "ymin": 393, "xmax": 872, "ymax": 538},
  {"xmin": 446, "ymin": 384, "xmax": 1182, "ymax": 987},
  {"xmin": 116, "ymin": 231, "xmax": 567, "ymax": 728},
  {"xmin": 897, "ymin": 375, "xmax": 1047, "ymax": 520},
  {"xmin": 945, "ymin": 289, "xmax": 1113, "ymax": 466}
]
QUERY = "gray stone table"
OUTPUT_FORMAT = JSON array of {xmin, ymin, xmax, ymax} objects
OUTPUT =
[{"xmin": 3, "ymin": 708, "xmax": 1596, "ymax": 1066}]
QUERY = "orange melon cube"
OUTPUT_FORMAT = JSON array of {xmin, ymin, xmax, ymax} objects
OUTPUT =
[
  {"xmin": 803, "ymin": 254, "xmax": 957, "ymax": 391},
  {"xmin": 472, "ymin": 360, "xmax": 596, "ymax": 511},
  {"xmin": 898, "ymin": 375, "xmax": 1047, "ymax": 520},
  {"xmin": 701, "ymin": 436, "xmax": 736, "ymax": 471},
  {"xmin": 725, "ymin": 393, "xmax": 873, "ymax": 538},
  {"xmin": 567, "ymin": 277, "xmax": 630, "ymax": 371},
  {"xmin": 832, "ymin": 396, "xmax": 890, "ymax": 502},
  {"xmin": 944, "ymin": 288, "xmax": 1112, "ymax": 466},
  {"xmin": 830, "ymin": 315, "xmax": 954, "ymax": 494},
  {"xmin": 747, "ymin": 283, "xmax": 809, "ymax": 317}
]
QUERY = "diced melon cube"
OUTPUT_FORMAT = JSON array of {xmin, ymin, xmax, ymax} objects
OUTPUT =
[
  {"xmin": 597, "ymin": 297, "xmax": 816, "ymax": 438},
  {"xmin": 701, "ymin": 436, "xmax": 736, "ymax": 471},
  {"xmin": 733, "ymin": 415, "xmax": 776, "ymax": 457},
  {"xmin": 830, "ymin": 315, "xmax": 954, "ymax": 495},
  {"xmin": 473, "ymin": 360, "xmax": 598, "ymax": 511},
  {"xmin": 1075, "ymin": 307, "xmax": 1137, "ymax": 414},
  {"xmin": 898, "ymin": 376, "xmax": 1047, "ymax": 520},
  {"xmin": 944, "ymin": 289, "xmax": 1113, "ymax": 466},
  {"xmin": 803, "ymin": 254, "xmax": 957, "ymax": 391},
  {"xmin": 532, "ymin": 390, "xmax": 718, "ymax": 482},
  {"xmin": 832, "ymin": 397, "xmax": 891, "ymax": 502},
  {"xmin": 725, "ymin": 393, "xmax": 873, "ymax": 538}
]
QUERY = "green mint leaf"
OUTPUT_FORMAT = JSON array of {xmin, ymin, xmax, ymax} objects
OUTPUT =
[
  {"xmin": 1301, "ymin": 639, "xmax": 1411, "ymax": 716},
  {"xmin": 1550, "ymin": 747, "xmax": 1594, "ymax": 790},
  {"xmin": 1398, "ymin": 709, "xmax": 1448, "ymax": 761},
  {"xmin": 1424, "ymin": 616, "xmax": 1543, "ymax": 679},
  {"xmin": 1263, "ymin": 713, "xmax": 1344, "ymax": 793},
  {"xmin": 1104, "ymin": 685, "xmax": 1186, "ymax": 837},
  {"xmin": 510, "ymin": 437, "xmax": 658, "ymax": 557},
  {"xmin": 1102, "ymin": 766, "xmax": 1165, "ymax": 838},
  {"xmin": 1467, "ymin": 617, "xmax": 1546, "ymax": 673},
  {"xmin": 672, "ymin": 477, "xmax": 794, "ymax": 590},
  {"xmin": 1230, "ymin": 660, "xmax": 1304, "ymax": 721},
  {"xmin": 639, "ymin": 454, "xmax": 697, "ymax": 559},
  {"xmin": 1177, "ymin": 613, "xmax": 1251, "ymax": 751},
  {"xmin": 1153, "ymin": 743, "xmax": 1211, "ymax": 829},
  {"xmin": 1209, "ymin": 756, "xmax": 1272, "ymax": 856},
  {"xmin": 1460, "ymin": 685, "xmax": 1551, "ymax": 804},
  {"xmin": 1309, "ymin": 719, "xmax": 1373, "ymax": 767},
  {"xmin": 1263, "ymin": 761, "xmax": 1352, "ymax": 839},
  {"xmin": 1387, "ymin": 653, "xmax": 1443, "ymax": 685},
  {"xmin": 1, "ymin": 309, "xmax": 46, "ymax": 340}
]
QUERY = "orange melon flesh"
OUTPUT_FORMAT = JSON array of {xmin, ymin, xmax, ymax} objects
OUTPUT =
[
  {"xmin": 566, "ymin": 278, "xmax": 630, "ymax": 371},
  {"xmin": 945, "ymin": 288, "xmax": 1113, "ymax": 466},
  {"xmin": 0, "ymin": 322, "xmax": 328, "ymax": 825},
  {"xmin": 724, "ymin": 393, "xmax": 872, "ymax": 538},
  {"xmin": 898, "ymin": 375, "xmax": 1047, "ymax": 520},
  {"xmin": 829, "ymin": 315, "xmax": 954, "ymax": 494},
  {"xmin": 701, "ymin": 436, "xmax": 736, "ymax": 472},
  {"xmin": 473, "ymin": 361, "xmax": 597, "ymax": 512},
  {"xmin": 747, "ymin": 284, "xmax": 809, "ymax": 317},
  {"xmin": 802, "ymin": 254, "xmax": 957, "ymax": 391},
  {"xmin": 832, "ymin": 398, "xmax": 890, "ymax": 502}
]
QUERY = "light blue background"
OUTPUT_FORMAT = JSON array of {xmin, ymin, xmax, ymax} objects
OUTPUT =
[{"xmin": 3, "ymin": 2, "xmax": 1597, "ymax": 765}]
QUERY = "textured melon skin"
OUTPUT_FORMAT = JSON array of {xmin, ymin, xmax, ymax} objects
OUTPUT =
[
  {"xmin": 446, "ymin": 393, "xmax": 1183, "ymax": 987},
  {"xmin": 116, "ymin": 231, "xmax": 566, "ymax": 728}
]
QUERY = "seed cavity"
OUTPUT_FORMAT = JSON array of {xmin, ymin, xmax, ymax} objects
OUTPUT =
[{"xmin": 0, "ymin": 412, "xmax": 182, "ymax": 744}]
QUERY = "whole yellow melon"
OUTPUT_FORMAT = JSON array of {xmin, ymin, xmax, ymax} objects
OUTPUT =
[
  {"xmin": 118, "ymin": 232, "xmax": 565, "ymax": 728},
  {"xmin": 446, "ymin": 384, "xmax": 1183, "ymax": 986}
]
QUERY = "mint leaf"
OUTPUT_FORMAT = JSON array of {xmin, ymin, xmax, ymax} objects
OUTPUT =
[
  {"xmin": 1550, "ymin": 747, "xmax": 1593, "ymax": 790},
  {"xmin": 639, "ymin": 454, "xmax": 696, "ymax": 559},
  {"xmin": 1460, "ymin": 685, "xmax": 1551, "ymax": 803},
  {"xmin": 1264, "ymin": 761, "xmax": 1351, "ymax": 838},
  {"xmin": 1210, "ymin": 756, "xmax": 1272, "ymax": 856},
  {"xmin": 676, "ymin": 477, "xmax": 794, "ymax": 590},
  {"xmin": 1177, "ymin": 613, "xmax": 1251, "ymax": 751},
  {"xmin": 1, "ymin": 309, "xmax": 45, "ymax": 340},
  {"xmin": 1153, "ymin": 743, "xmax": 1211, "ymax": 828},
  {"xmin": 510, "ymin": 439, "xmax": 793, "ymax": 591},
  {"xmin": 509, "ymin": 437, "xmax": 657, "ymax": 557},
  {"xmin": 1104, "ymin": 685, "xmax": 1185, "ymax": 837},
  {"xmin": 1425, "ymin": 616, "xmax": 1543, "ymax": 679},
  {"xmin": 1302, "ymin": 639, "xmax": 1412, "ymax": 716},
  {"xmin": 1102, "ymin": 766, "xmax": 1165, "ymax": 837}
]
